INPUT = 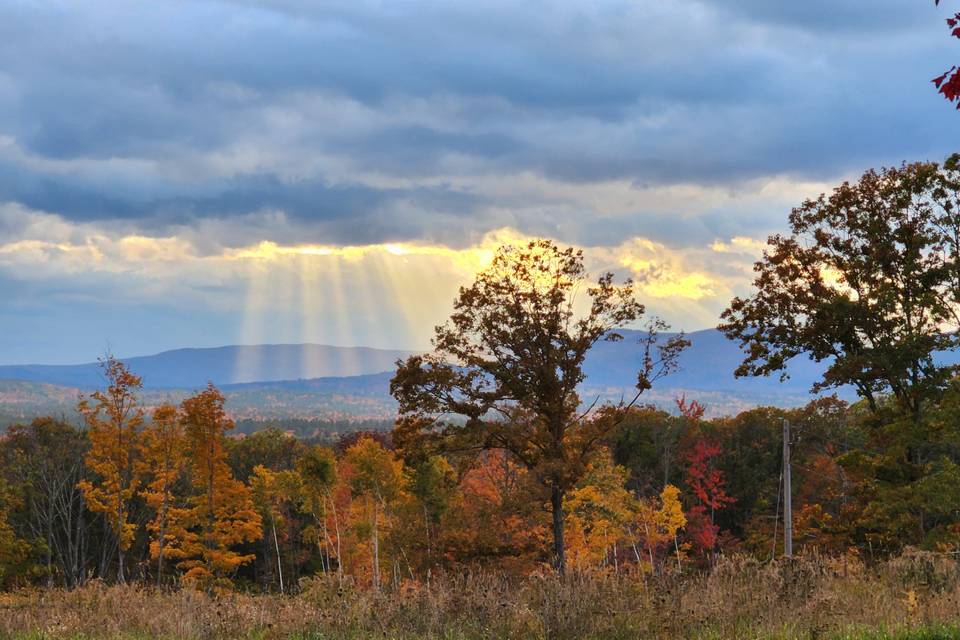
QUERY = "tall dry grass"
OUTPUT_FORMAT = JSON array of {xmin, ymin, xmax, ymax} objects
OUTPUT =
[{"xmin": 1, "ymin": 550, "xmax": 959, "ymax": 639}]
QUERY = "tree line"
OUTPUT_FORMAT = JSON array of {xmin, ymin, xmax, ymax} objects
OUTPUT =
[
  {"xmin": 2, "ymin": 154, "xmax": 960, "ymax": 590},
  {"xmin": 6, "ymin": 382, "xmax": 960, "ymax": 592}
]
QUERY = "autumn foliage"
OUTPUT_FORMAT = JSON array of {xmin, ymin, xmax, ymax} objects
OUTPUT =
[
  {"xmin": 138, "ymin": 402, "xmax": 186, "ymax": 584},
  {"xmin": 684, "ymin": 439, "xmax": 735, "ymax": 558},
  {"xmin": 170, "ymin": 384, "xmax": 262, "ymax": 589},
  {"xmin": 934, "ymin": 1, "xmax": 960, "ymax": 106},
  {"xmin": 391, "ymin": 239, "xmax": 688, "ymax": 574},
  {"xmin": 76, "ymin": 356, "xmax": 145, "ymax": 584},
  {"xmin": 4, "ymin": 360, "xmax": 960, "ymax": 591}
]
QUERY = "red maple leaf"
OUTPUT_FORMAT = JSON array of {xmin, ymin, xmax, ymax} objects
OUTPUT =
[{"xmin": 934, "ymin": 3, "xmax": 960, "ymax": 107}]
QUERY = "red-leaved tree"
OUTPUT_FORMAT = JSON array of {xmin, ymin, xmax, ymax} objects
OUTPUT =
[
  {"xmin": 675, "ymin": 394, "xmax": 705, "ymax": 422},
  {"xmin": 683, "ymin": 439, "xmax": 735, "ymax": 562},
  {"xmin": 933, "ymin": 1, "xmax": 960, "ymax": 106}
]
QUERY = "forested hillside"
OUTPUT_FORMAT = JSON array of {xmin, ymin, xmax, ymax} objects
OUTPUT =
[
  {"xmin": 0, "ymin": 328, "xmax": 854, "ymax": 428},
  {"xmin": 0, "ymin": 344, "xmax": 415, "ymax": 388}
]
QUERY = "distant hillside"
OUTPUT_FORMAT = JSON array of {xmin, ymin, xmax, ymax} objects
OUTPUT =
[
  {"xmin": 0, "ymin": 329, "xmax": 828, "ymax": 393},
  {"xmin": 0, "ymin": 379, "xmax": 83, "ymax": 426},
  {"xmin": 0, "ymin": 344, "xmax": 415, "ymax": 389},
  {"xmin": 0, "ymin": 372, "xmax": 399, "ymax": 428},
  {"xmin": 0, "ymin": 329, "xmax": 861, "ymax": 428},
  {"xmin": 583, "ymin": 328, "xmax": 837, "ymax": 394}
]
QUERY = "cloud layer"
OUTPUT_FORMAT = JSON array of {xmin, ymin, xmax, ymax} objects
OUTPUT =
[{"xmin": 1, "ymin": 0, "xmax": 957, "ymax": 363}]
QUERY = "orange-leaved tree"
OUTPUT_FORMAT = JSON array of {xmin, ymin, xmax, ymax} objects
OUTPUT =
[
  {"xmin": 342, "ymin": 436, "xmax": 405, "ymax": 590},
  {"xmin": 137, "ymin": 402, "xmax": 187, "ymax": 585},
  {"xmin": 76, "ymin": 356, "xmax": 144, "ymax": 584},
  {"xmin": 451, "ymin": 450, "xmax": 543, "ymax": 572},
  {"xmin": 169, "ymin": 384, "xmax": 262, "ymax": 589}
]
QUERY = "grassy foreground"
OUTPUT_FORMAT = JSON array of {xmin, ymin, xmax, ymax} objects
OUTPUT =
[{"xmin": 2, "ymin": 552, "xmax": 960, "ymax": 639}]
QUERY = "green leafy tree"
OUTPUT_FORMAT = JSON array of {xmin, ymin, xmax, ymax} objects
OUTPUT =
[
  {"xmin": 227, "ymin": 427, "xmax": 305, "ymax": 481},
  {"xmin": 0, "ymin": 418, "xmax": 90, "ymax": 587},
  {"xmin": 608, "ymin": 406, "xmax": 678, "ymax": 495},
  {"xmin": 405, "ymin": 455, "xmax": 458, "ymax": 572},
  {"xmin": 721, "ymin": 156, "xmax": 960, "ymax": 425},
  {"xmin": 251, "ymin": 465, "xmax": 301, "ymax": 593}
]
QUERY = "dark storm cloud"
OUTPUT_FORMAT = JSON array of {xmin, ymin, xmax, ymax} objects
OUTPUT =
[
  {"xmin": 0, "ymin": 0, "xmax": 956, "ymax": 245},
  {"xmin": 0, "ymin": 155, "xmax": 487, "ymax": 245}
]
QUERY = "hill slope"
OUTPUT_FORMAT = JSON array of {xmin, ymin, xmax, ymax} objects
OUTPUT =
[
  {"xmin": 583, "ymin": 328, "xmax": 832, "ymax": 393},
  {"xmin": 0, "ymin": 344, "xmax": 415, "ymax": 389},
  {"xmin": 0, "ymin": 329, "xmax": 826, "ymax": 392},
  {"xmin": 0, "ymin": 329, "xmax": 856, "ymax": 426}
]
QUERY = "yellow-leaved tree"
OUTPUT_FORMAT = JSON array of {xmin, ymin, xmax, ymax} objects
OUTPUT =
[
  {"xmin": 297, "ymin": 445, "xmax": 343, "ymax": 582},
  {"xmin": 77, "ymin": 356, "xmax": 144, "ymax": 584},
  {"xmin": 343, "ymin": 437, "xmax": 405, "ymax": 590},
  {"xmin": 251, "ymin": 464, "xmax": 301, "ymax": 593},
  {"xmin": 634, "ymin": 484, "xmax": 686, "ymax": 574},
  {"xmin": 564, "ymin": 450, "xmax": 634, "ymax": 573},
  {"xmin": 137, "ymin": 402, "xmax": 187, "ymax": 585},
  {"xmin": 168, "ymin": 384, "xmax": 262, "ymax": 589}
]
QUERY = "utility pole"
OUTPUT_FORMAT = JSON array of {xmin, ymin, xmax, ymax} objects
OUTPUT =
[{"xmin": 782, "ymin": 418, "xmax": 793, "ymax": 558}]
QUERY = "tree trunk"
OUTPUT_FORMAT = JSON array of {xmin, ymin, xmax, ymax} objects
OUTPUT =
[
  {"xmin": 318, "ymin": 506, "xmax": 331, "ymax": 575},
  {"xmin": 328, "ymin": 493, "xmax": 343, "ymax": 585},
  {"xmin": 674, "ymin": 534, "xmax": 682, "ymax": 573},
  {"xmin": 371, "ymin": 498, "xmax": 381, "ymax": 590},
  {"xmin": 205, "ymin": 447, "xmax": 216, "ymax": 582},
  {"xmin": 272, "ymin": 519, "xmax": 284, "ymax": 594},
  {"xmin": 550, "ymin": 484, "xmax": 566, "ymax": 576},
  {"xmin": 73, "ymin": 499, "xmax": 88, "ymax": 588},
  {"xmin": 423, "ymin": 504, "xmax": 432, "ymax": 573},
  {"xmin": 117, "ymin": 547, "xmax": 126, "ymax": 585},
  {"xmin": 157, "ymin": 496, "xmax": 167, "ymax": 587},
  {"xmin": 45, "ymin": 502, "xmax": 54, "ymax": 588},
  {"xmin": 98, "ymin": 519, "xmax": 116, "ymax": 579}
]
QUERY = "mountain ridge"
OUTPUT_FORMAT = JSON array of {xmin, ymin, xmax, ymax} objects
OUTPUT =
[
  {"xmin": 0, "ymin": 328, "xmax": 879, "ymax": 427},
  {"xmin": 0, "ymin": 343, "xmax": 417, "ymax": 389},
  {"xmin": 0, "ymin": 328, "xmax": 834, "ymax": 393}
]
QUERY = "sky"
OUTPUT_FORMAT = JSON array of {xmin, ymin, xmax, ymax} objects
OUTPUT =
[{"xmin": 1, "ymin": 0, "xmax": 958, "ymax": 364}]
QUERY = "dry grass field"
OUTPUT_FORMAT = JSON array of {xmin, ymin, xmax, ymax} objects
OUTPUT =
[{"xmin": 2, "ymin": 551, "xmax": 960, "ymax": 639}]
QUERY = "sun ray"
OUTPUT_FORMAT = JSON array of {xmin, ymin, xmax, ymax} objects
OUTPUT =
[
  {"xmin": 298, "ymin": 253, "xmax": 320, "ymax": 378},
  {"xmin": 234, "ymin": 257, "xmax": 269, "ymax": 383}
]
